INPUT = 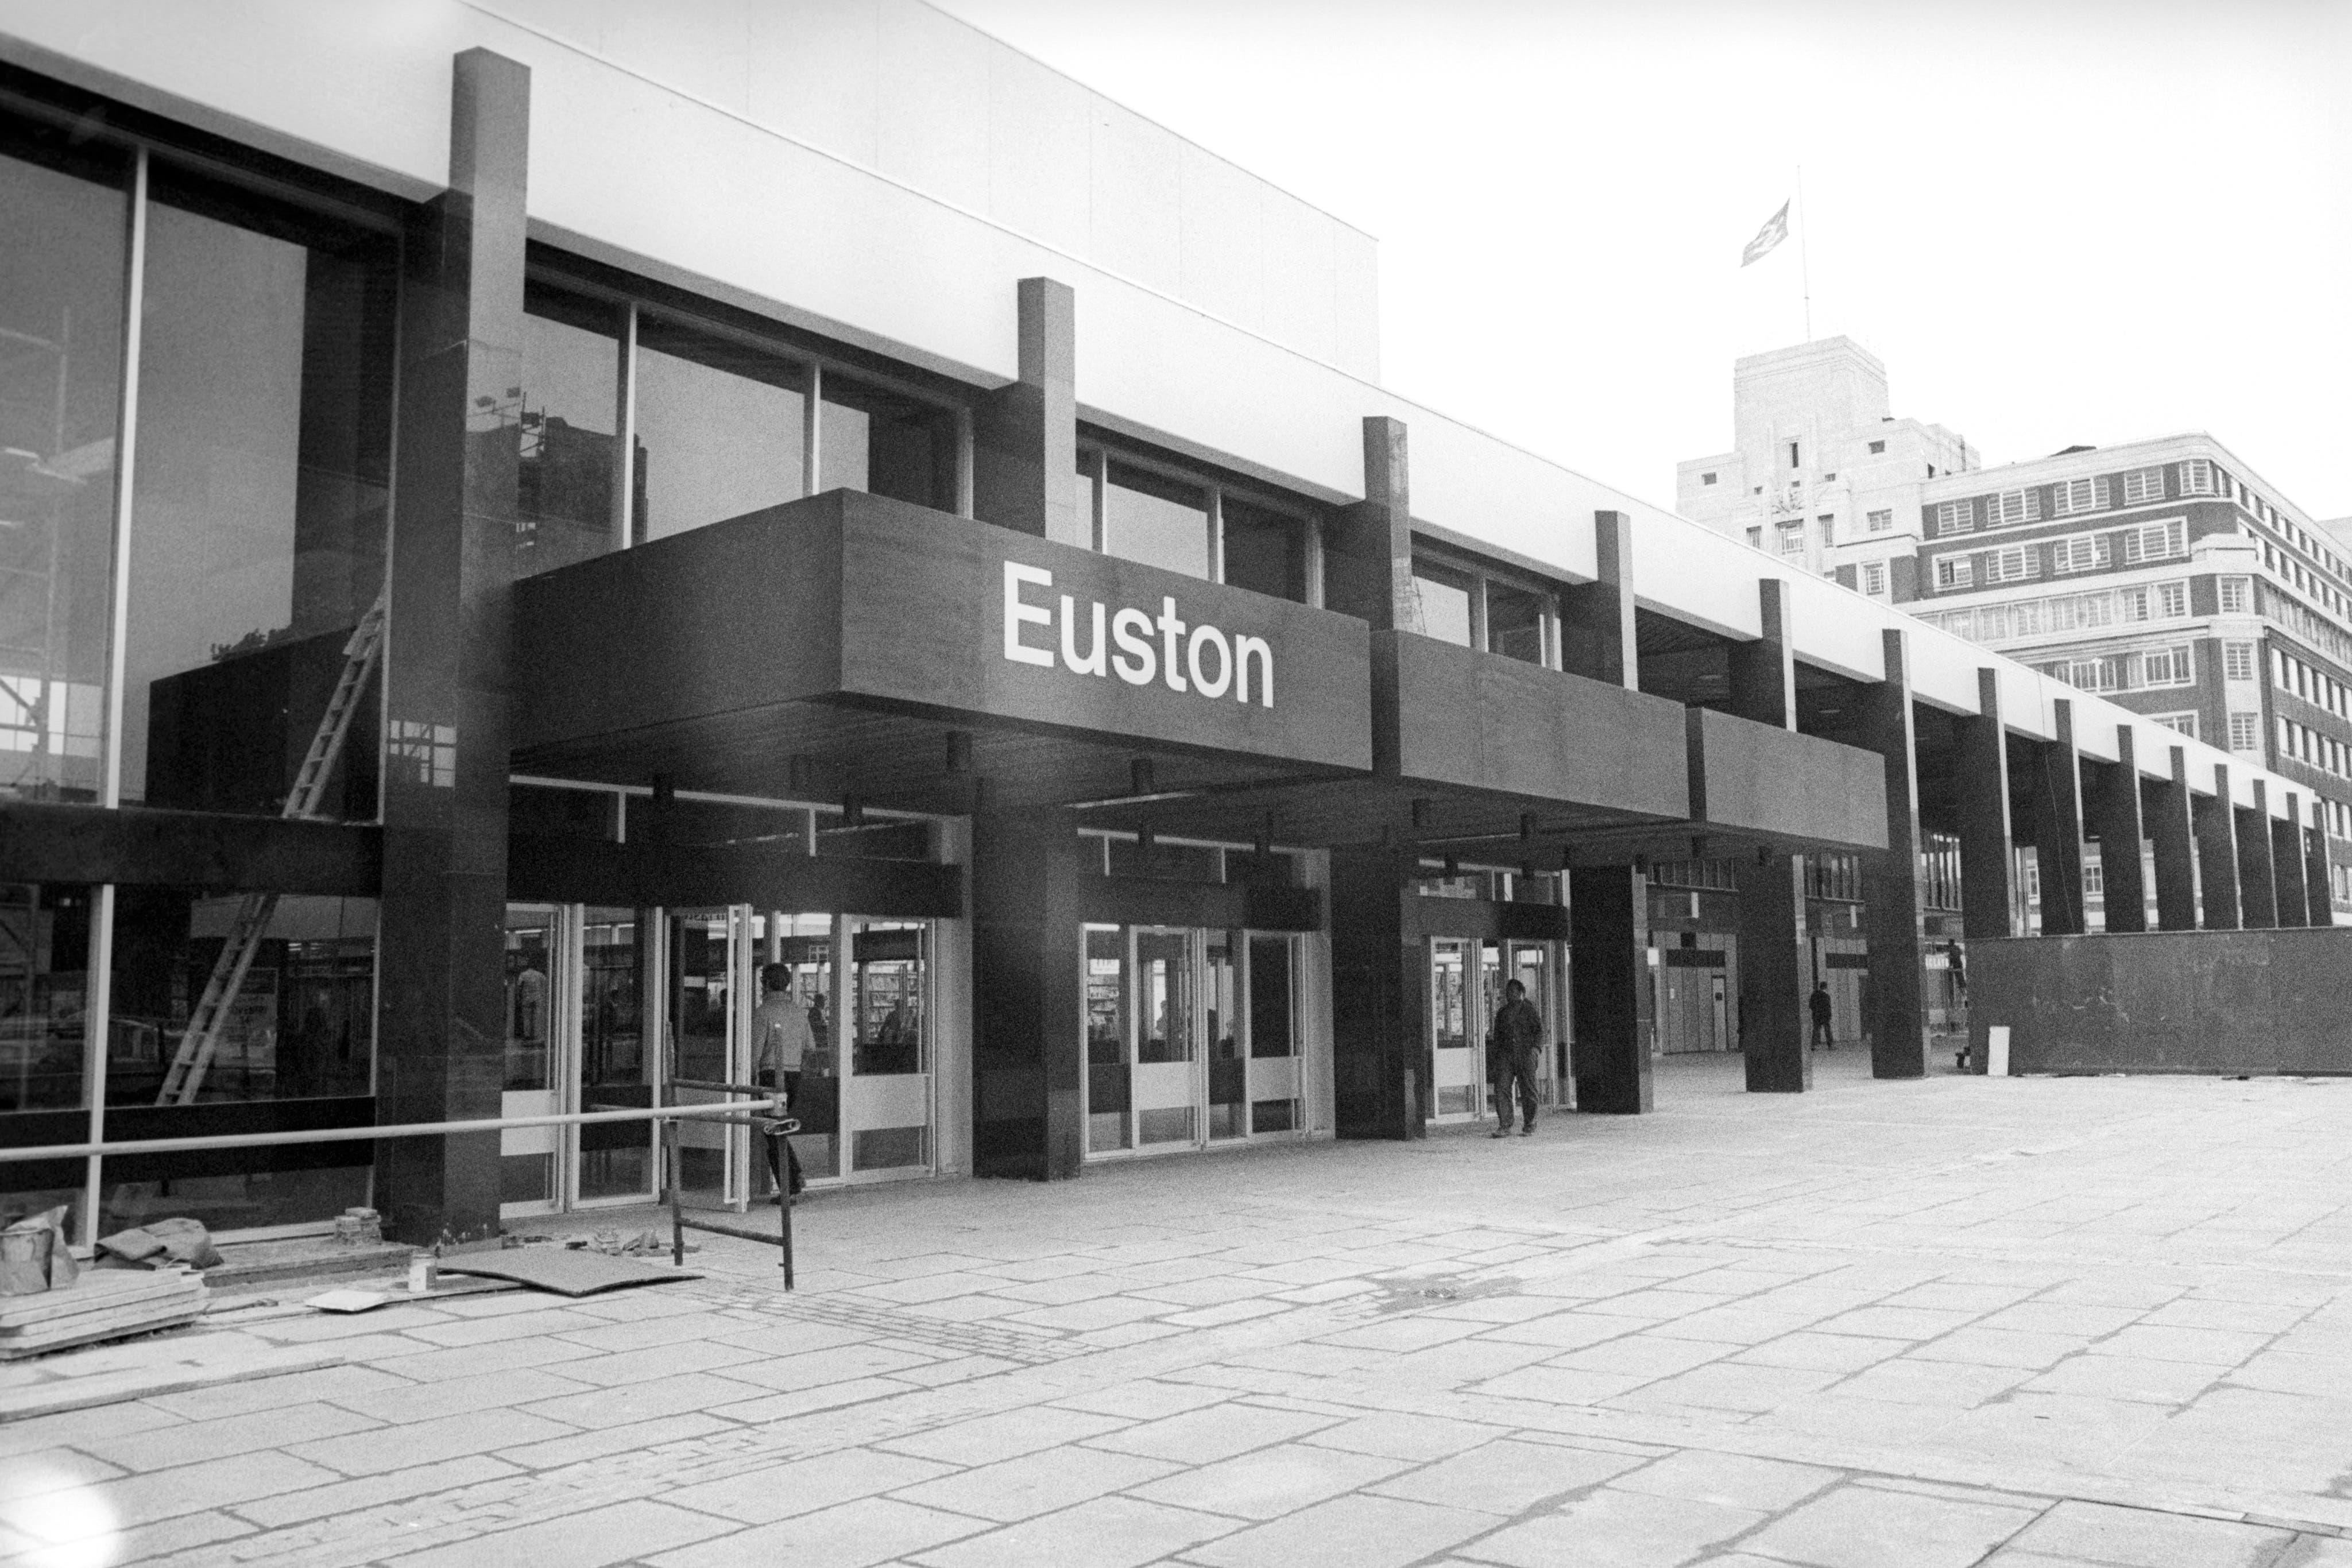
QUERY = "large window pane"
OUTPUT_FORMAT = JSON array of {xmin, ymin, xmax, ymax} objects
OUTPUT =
[
  {"xmin": 1106, "ymin": 461, "xmax": 1208, "ymax": 579},
  {"xmin": 516, "ymin": 282, "xmax": 621, "ymax": 575},
  {"xmin": 0, "ymin": 137, "xmax": 125, "ymax": 804},
  {"xmin": 1221, "ymin": 496, "xmax": 1306, "ymax": 602},
  {"xmin": 577, "ymin": 906, "xmax": 650, "ymax": 1201},
  {"xmin": 0, "ymin": 881, "xmax": 95, "ymax": 1238},
  {"xmin": 818, "ymin": 374, "xmax": 956, "ymax": 512},
  {"xmin": 98, "ymin": 886, "xmax": 376, "ymax": 1235},
  {"xmin": 634, "ymin": 314, "xmax": 804, "ymax": 541},
  {"xmin": 1084, "ymin": 924, "xmax": 1128, "ymax": 1153},
  {"xmin": 126, "ymin": 177, "xmax": 396, "ymax": 819},
  {"xmin": 1488, "ymin": 582, "xmax": 1548, "ymax": 664},
  {"xmin": 1411, "ymin": 565, "xmax": 1473, "ymax": 646}
]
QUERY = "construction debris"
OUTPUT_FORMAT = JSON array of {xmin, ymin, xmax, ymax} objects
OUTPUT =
[
  {"xmin": 0, "ymin": 1206, "xmax": 78, "ymax": 1296},
  {"xmin": 95, "ymin": 1217, "xmax": 223, "ymax": 1272},
  {"xmin": 0, "ymin": 1270, "xmax": 208, "ymax": 1360}
]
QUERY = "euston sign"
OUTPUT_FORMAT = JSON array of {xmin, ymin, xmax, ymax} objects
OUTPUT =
[{"xmin": 1002, "ymin": 562, "xmax": 1274, "ymax": 708}]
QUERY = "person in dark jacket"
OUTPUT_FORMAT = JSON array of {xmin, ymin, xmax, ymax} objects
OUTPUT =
[
  {"xmin": 1487, "ymin": 979, "xmax": 1544, "ymax": 1137},
  {"xmin": 1809, "ymin": 981, "xmax": 1834, "ymax": 1051}
]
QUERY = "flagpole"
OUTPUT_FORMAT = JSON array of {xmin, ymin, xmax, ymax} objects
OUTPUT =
[{"xmin": 1796, "ymin": 165, "xmax": 1813, "ymax": 342}]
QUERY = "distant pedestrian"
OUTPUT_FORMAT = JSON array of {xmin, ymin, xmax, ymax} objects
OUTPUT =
[
  {"xmin": 1809, "ymin": 982, "xmax": 1834, "ymax": 1051},
  {"xmin": 1487, "ymin": 979, "xmax": 1544, "ymax": 1137}
]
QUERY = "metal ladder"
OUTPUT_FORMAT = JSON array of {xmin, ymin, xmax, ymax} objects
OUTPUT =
[{"xmin": 155, "ymin": 593, "xmax": 388, "ymax": 1106}]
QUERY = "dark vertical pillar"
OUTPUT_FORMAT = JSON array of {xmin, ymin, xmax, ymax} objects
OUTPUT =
[
  {"xmin": 1727, "ymin": 579, "xmax": 1806, "ymax": 1093},
  {"xmin": 2305, "ymin": 820, "xmax": 2334, "ymax": 926},
  {"xmin": 2194, "ymin": 764, "xmax": 2242, "ymax": 930},
  {"xmin": 2237, "ymin": 780, "xmax": 2278, "ymax": 930},
  {"xmin": 2086, "ymin": 725, "xmax": 2149, "ymax": 933},
  {"xmin": 970, "ymin": 811, "xmax": 1085, "ymax": 1178},
  {"xmin": 1955, "ymin": 668, "xmax": 2016, "ymax": 939},
  {"xmin": 2272, "ymin": 795, "xmax": 2310, "ymax": 928},
  {"xmin": 373, "ymin": 49, "xmax": 528, "ymax": 1247},
  {"xmin": 1330, "ymin": 843, "xmax": 1425, "ymax": 1139},
  {"xmin": 2148, "ymin": 744, "xmax": 2199, "ymax": 931},
  {"xmin": 1859, "ymin": 628, "xmax": 1927, "ymax": 1079},
  {"xmin": 2030, "ymin": 699, "xmax": 2089, "ymax": 935},
  {"xmin": 1570, "ymin": 865, "xmax": 1652, "ymax": 1113},
  {"xmin": 1326, "ymin": 418, "xmax": 1413, "ymax": 631},
  {"xmin": 1560, "ymin": 512, "xmax": 1639, "ymax": 689},
  {"xmin": 972, "ymin": 277, "xmax": 1082, "ymax": 546}
]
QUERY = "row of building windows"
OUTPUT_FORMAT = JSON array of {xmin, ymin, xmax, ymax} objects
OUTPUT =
[
  {"xmin": 2278, "ymin": 717, "xmax": 2350, "ymax": 784},
  {"xmin": 1932, "ymin": 466, "xmax": 2169, "ymax": 536},
  {"xmin": 2273, "ymin": 647, "xmax": 2350, "ymax": 719},
  {"xmin": 2026, "ymin": 644, "xmax": 2194, "ymax": 696},
  {"xmin": 1071, "ymin": 448, "xmax": 1315, "ymax": 602},
  {"xmin": 1922, "ymin": 580, "xmax": 2191, "ymax": 644},
  {"xmin": 2260, "ymin": 581, "xmax": 2352, "ymax": 671},
  {"xmin": 1931, "ymin": 521, "xmax": 2187, "ymax": 590},
  {"xmin": 1407, "ymin": 554, "xmax": 1552, "ymax": 664}
]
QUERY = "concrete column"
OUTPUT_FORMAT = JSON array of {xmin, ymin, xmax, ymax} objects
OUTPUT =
[
  {"xmin": 1955, "ymin": 668, "xmax": 2016, "ymax": 939},
  {"xmin": 373, "ymin": 49, "xmax": 528, "ymax": 1246},
  {"xmin": 1326, "ymin": 418, "xmax": 1414, "ymax": 632},
  {"xmin": 1570, "ymin": 864, "xmax": 1653, "ymax": 1113},
  {"xmin": 1858, "ymin": 628, "xmax": 1928, "ymax": 1079},
  {"xmin": 2086, "ymin": 725, "xmax": 2149, "ymax": 933},
  {"xmin": 1560, "ymin": 512, "xmax": 1639, "ymax": 690},
  {"xmin": 2194, "ymin": 764, "xmax": 2242, "ymax": 930},
  {"xmin": 970, "ymin": 811, "xmax": 1085, "ymax": 1178},
  {"xmin": 1329, "ymin": 843, "xmax": 1426, "ymax": 1138},
  {"xmin": 1727, "ymin": 579, "xmax": 1806, "ymax": 1093},
  {"xmin": 2305, "ymin": 820, "xmax": 2335, "ymax": 926},
  {"xmin": 2271, "ymin": 796, "xmax": 2310, "ymax": 928},
  {"xmin": 2030, "ymin": 699, "xmax": 2089, "ymax": 935},
  {"xmin": 2237, "ymin": 780, "xmax": 2278, "ymax": 930},
  {"xmin": 2148, "ymin": 745, "xmax": 2199, "ymax": 931},
  {"xmin": 972, "ymin": 277, "xmax": 1082, "ymax": 546}
]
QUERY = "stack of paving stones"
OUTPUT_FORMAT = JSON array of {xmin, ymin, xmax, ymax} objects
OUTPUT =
[{"xmin": 2, "ymin": 1055, "xmax": 2349, "ymax": 1566}]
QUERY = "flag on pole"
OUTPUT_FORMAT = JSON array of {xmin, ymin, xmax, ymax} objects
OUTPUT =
[{"xmin": 1741, "ymin": 200, "xmax": 1790, "ymax": 267}]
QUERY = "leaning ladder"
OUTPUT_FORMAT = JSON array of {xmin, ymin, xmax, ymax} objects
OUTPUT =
[{"xmin": 154, "ymin": 593, "xmax": 389, "ymax": 1106}]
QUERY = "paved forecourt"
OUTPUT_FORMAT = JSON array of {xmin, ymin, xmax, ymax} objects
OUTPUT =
[{"xmin": 7, "ymin": 1052, "xmax": 2352, "ymax": 1567}]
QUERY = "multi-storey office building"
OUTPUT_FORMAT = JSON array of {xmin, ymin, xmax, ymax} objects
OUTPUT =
[
  {"xmin": 1681, "ymin": 344, "xmax": 2352, "ymax": 922},
  {"xmin": 1, "ymin": 4, "xmax": 2332, "ymax": 1250}
]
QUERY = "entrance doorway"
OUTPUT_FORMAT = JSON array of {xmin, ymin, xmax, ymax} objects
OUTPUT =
[
  {"xmin": 500, "ymin": 901, "xmax": 935, "ymax": 1219},
  {"xmin": 500, "ymin": 904, "xmax": 657, "ymax": 1217},
  {"xmin": 1084, "ymin": 924, "xmax": 1303, "ymax": 1157},
  {"xmin": 1428, "ymin": 936, "xmax": 1561, "ymax": 1123}
]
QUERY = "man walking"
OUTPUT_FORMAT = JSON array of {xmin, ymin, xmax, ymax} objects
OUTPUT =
[
  {"xmin": 1487, "ymin": 978, "xmax": 1544, "ymax": 1138},
  {"xmin": 1809, "ymin": 981, "xmax": 1835, "ymax": 1051},
  {"xmin": 752, "ymin": 963, "xmax": 813, "ymax": 1198}
]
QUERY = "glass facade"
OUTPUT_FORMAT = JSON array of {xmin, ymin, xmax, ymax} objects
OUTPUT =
[
  {"xmin": 1221, "ymin": 495, "xmax": 1308, "ymax": 603},
  {"xmin": 635, "ymin": 313, "xmax": 804, "ymax": 541},
  {"xmin": 0, "ymin": 134, "xmax": 125, "ymax": 803},
  {"xmin": 515, "ymin": 284, "xmax": 622, "ymax": 577},
  {"xmin": 1105, "ymin": 460, "xmax": 1209, "ymax": 579}
]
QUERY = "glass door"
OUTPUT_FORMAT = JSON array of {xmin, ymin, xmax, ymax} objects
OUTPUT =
[
  {"xmin": 1507, "ymin": 941, "xmax": 1556, "ymax": 1106},
  {"xmin": 1245, "ymin": 934, "xmax": 1303, "ymax": 1135},
  {"xmin": 1132, "ymin": 927, "xmax": 1199, "ymax": 1148},
  {"xmin": 1430, "ymin": 938, "xmax": 1480, "ymax": 1118},
  {"xmin": 573, "ymin": 907, "xmax": 653, "ymax": 1204},
  {"xmin": 669, "ymin": 907, "xmax": 749, "ymax": 1209},
  {"xmin": 500, "ymin": 905, "xmax": 560, "ymax": 1216},
  {"xmin": 843, "ymin": 920, "xmax": 932, "ymax": 1177},
  {"xmin": 1085, "ymin": 924, "xmax": 1129, "ymax": 1153},
  {"xmin": 1206, "ymin": 931, "xmax": 1244, "ymax": 1141}
]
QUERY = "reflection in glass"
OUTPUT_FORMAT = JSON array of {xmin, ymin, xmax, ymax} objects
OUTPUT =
[
  {"xmin": 1134, "ymin": 926, "xmax": 1194, "ymax": 1147},
  {"xmin": 503, "ymin": 909, "xmax": 552, "ymax": 1093},
  {"xmin": 769, "ymin": 916, "xmax": 837, "ymax": 1186},
  {"xmin": 1488, "ymin": 582, "xmax": 1548, "ymax": 664},
  {"xmin": 1084, "ymin": 924, "xmax": 1128, "ymax": 1152},
  {"xmin": 1105, "ymin": 461, "xmax": 1208, "ymax": 579},
  {"xmin": 634, "ymin": 315, "xmax": 804, "ymax": 542},
  {"xmin": 577, "ymin": 907, "xmax": 651, "ymax": 1201},
  {"xmin": 819, "ymin": 374, "xmax": 956, "ymax": 512},
  {"xmin": 1206, "ymin": 931, "xmax": 1243, "ymax": 1140},
  {"xmin": 99, "ymin": 888, "xmax": 377, "ymax": 1234},
  {"xmin": 851, "ymin": 921, "xmax": 929, "ymax": 1171},
  {"xmin": 1412, "ymin": 569, "xmax": 1473, "ymax": 646},
  {"xmin": 0, "ymin": 141, "xmax": 125, "ymax": 803},
  {"xmin": 515, "ymin": 284, "xmax": 621, "ymax": 576},
  {"xmin": 126, "ymin": 183, "xmax": 397, "ymax": 819},
  {"xmin": 1249, "ymin": 934, "xmax": 1300, "ymax": 1135},
  {"xmin": 0, "ymin": 881, "xmax": 94, "ymax": 1236},
  {"xmin": 1220, "ymin": 496, "xmax": 1306, "ymax": 603}
]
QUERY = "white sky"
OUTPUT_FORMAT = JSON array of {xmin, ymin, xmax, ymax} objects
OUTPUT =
[{"xmin": 931, "ymin": 0, "xmax": 2352, "ymax": 522}]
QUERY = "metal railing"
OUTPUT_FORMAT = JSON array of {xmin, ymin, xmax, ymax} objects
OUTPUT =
[{"xmin": 0, "ymin": 1093, "xmax": 802, "ymax": 1290}]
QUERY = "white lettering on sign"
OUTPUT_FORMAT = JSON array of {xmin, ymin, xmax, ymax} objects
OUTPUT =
[{"xmin": 1003, "ymin": 560, "xmax": 1272, "ymax": 708}]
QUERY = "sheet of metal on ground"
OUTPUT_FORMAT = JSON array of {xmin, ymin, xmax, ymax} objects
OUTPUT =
[{"xmin": 438, "ymin": 1250, "xmax": 703, "ymax": 1296}]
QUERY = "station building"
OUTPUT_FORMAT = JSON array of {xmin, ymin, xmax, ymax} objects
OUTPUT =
[{"xmin": 0, "ymin": 3, "xmax": 2334, "ymax": 1249}]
